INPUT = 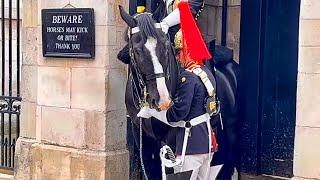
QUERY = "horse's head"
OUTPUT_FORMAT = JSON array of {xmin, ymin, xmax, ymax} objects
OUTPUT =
[{"xmin": 119, "ymin": 6, "xmax": 171, "ymax": 110}]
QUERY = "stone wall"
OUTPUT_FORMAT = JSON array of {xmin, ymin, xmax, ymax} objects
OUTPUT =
[
  {"xmin": 294, "ymin": 0, "xmax": 320, "ymax": 179},
  {"xmin": 15, "ymin": 0, "xmax": 129, "ymax": 179}
]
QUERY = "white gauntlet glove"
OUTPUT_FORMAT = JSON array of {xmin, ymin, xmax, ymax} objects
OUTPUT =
[
  {"xmin": 160, "ymin": 21, "xmax": 170, "ymax": 34},
  {"xmin": 137, "ymin": 107, "xmax": 152, "ymax": 119},
  {"xmin": 137, "ymin": 107, "xmax": 169, "ymax": 125},
  {"xmin": 161, "ymin": 9, "xmax": 181, "ymax": 34}
]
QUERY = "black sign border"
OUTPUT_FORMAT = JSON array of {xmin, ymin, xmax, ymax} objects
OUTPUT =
[{"xmin": 41, "ymin": 8, "xmax": 95, "ymax": 59}]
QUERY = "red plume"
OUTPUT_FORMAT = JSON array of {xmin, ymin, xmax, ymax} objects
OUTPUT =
[{"xmin": 178, "ymin": 1, "xmax": 212, "ymax": 64}]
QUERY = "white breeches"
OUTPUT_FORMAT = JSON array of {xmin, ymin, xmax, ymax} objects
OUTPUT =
[{"xmin": 174, "ymin": 153, "xmax": 213, "ymax": 180}]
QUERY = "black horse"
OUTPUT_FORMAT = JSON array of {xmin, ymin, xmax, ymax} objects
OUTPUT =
[
  {"xmin": 119, "ymin": 5, "xmax": 241, "ymax": 180},
  {"xmin": 212, "ymin": 46, "xmax": 241, "ymax": 180}
]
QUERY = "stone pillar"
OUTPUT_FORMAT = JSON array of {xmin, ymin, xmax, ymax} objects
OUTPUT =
[
  {"xmin": 294, "ymin": 0, "xmax": 320, "ymax": 179},
  {"xmin": 15, "ymin": 0, "xmax": 129, "ymax": 179},
  {"xmin": 213, "ymin": 0, "xmax": 241, "ymax": 62}
]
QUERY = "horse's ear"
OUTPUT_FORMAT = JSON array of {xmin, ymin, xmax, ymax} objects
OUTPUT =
[
  {"xmin": 152, "ymin": 1, "xmax": 166, "ymax": 22},
  {"xmin": 119, "ymin": 5, "xmax": 137, "ymax": 28}
]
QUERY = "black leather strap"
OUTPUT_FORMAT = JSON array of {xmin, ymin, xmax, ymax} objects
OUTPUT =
[{"xmin": 146, "ymin": 73, "xmax": 166, "ymax": 81}]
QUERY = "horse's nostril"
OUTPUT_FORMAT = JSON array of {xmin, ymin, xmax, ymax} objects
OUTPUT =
[{"xmin": 155, "ymin": 101, "xmax": 159, "ymax": 107}]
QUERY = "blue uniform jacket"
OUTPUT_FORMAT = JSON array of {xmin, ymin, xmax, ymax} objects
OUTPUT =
[{"xmin": 166, "ymin": 66, "xmax": 215, "ymax": 155}]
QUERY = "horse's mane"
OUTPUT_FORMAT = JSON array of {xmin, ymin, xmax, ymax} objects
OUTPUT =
[{"xmin": 135, "ymin": 13, "xmax": 163, "ymax": 40}]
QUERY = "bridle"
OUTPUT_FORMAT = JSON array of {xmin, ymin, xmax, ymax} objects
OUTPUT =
[{"xmin": 127, "ymin": 13, "xmax": 172, "ymax": 109}]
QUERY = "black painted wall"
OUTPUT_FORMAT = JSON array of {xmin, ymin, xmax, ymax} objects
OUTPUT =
[
  {"xmin": 129, "ymin": 0, "xmax": 137, "ymax": 15},
  {"xmin": 239, "ymin": 0, "xmax": 263, "ymax": 174},
  {"xmin": 239, "ymin": 0, "xmax": 300, "ymax": 177}
]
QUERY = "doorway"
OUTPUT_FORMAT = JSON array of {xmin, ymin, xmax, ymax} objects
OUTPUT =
[{"xmin": 239, "ymin": 0, "xmax": 301, "ymax": 178}]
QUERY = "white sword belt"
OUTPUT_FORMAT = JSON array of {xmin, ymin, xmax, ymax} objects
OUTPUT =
[{"xmin": 160, "ymin": 113, "xmax": 212, "ymax": 169}]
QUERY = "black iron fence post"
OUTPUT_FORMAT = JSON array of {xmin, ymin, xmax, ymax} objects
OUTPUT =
[
  {"xmin": 221, "ymin": 0, "xmax": 228, "ymax": 47},
  {"xmin": 0, "ymin": 0, "xmax": 21, "ymax": 170},
  {"xmin": 1, "ymin": 0, "xmax": 5, "ymax": 168}
]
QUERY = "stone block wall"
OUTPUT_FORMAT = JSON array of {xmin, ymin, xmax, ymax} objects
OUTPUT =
[
  {"xmin": 294, "ymin": 0, "xmax": 320, "ymax": 179},
  {"xmin": 15, "ymin": 0, "xmax": 129, "ymax": 179}
]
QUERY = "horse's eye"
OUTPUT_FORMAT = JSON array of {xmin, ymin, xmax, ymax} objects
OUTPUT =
[
  {"xmin": 134, "ymin": 48, "xmax": 143, "ymax": 58},
  {"xmin": 134, "ymin": 47, "xmax": 142, "ymax": 54},
  {"xmin": 133, "ymin": 34, "xmax": 141, "ymax": 43},
  {"xmin": 134, "ymin": 47, "xmax": 142, "ymax": 52}
]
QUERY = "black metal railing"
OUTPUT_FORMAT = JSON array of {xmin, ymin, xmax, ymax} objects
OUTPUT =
[
  {"xmin": 221, "ymin": 0, "xmax": 228, "ymax": 47},
  {"xmin": 0, "ymin": 0, "xmax": 21, "ymax": 170}
]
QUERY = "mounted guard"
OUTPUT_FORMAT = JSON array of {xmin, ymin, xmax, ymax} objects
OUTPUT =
[{"xmin": 137, "ymin": 1, "xmax": 222, "ymax": 179}]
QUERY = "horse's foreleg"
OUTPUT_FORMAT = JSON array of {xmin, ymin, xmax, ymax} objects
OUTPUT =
[
  {"xmin": 217, "ymin": 122, "xmax": 239, "ymax": 180},
  {"xmin": 127, "ymin": 119, "xmax": 141, "ymax": 179},
  {"xmin": 130, "ymin": 119, "xmax": 162, "ymax": 180}
]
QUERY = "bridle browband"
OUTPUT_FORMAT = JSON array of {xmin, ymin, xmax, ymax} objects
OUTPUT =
[
  {"xmin": 131, "ymin": 23, "xmax": 162, "ymax": 35},
  {"xmin": 130, "ymin": 13, "xmax": 162, "ymax": 35},
  {"xmin": 145, "ymin": 73, "xmax": 166, "ymax": 81}
]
